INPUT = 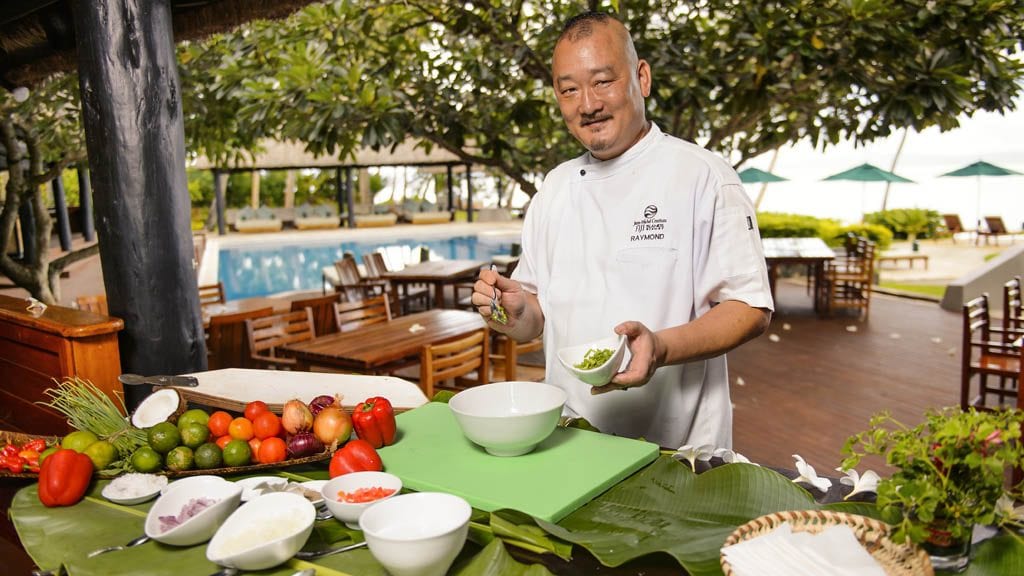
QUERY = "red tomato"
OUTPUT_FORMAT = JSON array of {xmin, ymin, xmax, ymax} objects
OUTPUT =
[
  {"xmin": 252, "ymin": 412, "xmax": 281, "ymax": 440},
  {"xmin": 336, "ymin": 486, "xmax": 396, "ymax": 503},
  {"xmin": 248, "ymin": 437, "xmax": 263, "ymax": 462},
  {"xmin": 215, "ymin": 435, "xmax": 232, "ymax": 449},
  {"xmin": 208, "ymin": 411, "xmax": 232, "ymax": 438},
  {"xmin": 258, "ymin": 437, "xmax": 286, "ymax": 464},
  {"xmin": 244, "ymin": 401, "xmax": 270, "ymax": 421}
]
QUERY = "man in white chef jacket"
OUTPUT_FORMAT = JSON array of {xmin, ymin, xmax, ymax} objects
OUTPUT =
[{"xmin": 473, "ymin": 11, "xmax": 773, "ymax": 450}]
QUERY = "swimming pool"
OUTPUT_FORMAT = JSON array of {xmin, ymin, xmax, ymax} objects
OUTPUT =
[{"xmin": 218, "ymin": 234, "xmax": 517, "ymax": 300}]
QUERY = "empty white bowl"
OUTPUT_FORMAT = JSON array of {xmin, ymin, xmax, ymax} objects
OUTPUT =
[
  {"xmin": 144, "ymin": 479, "xmax": 242, "ymax": 546},
  {"xmin": 448, "ymin": 381, "xmax": 567, "ymax": 456},
  {"xmin": 359, "ymin": 492, "xmax": 471, "ymax": 576},
  {"xmin": 206, "ymin": 492, "xmax": 315, "ymax": 570},
  {"xmin": 556, "ymin": 334, "xmax": 627, "ymax": 386},
  {"xmin": 321, "ymin": 471, "xmax": 403, "ymax": 529}
]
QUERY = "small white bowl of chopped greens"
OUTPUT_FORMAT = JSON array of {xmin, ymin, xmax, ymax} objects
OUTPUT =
[{"xmin": 557, "ymin": 334, "xmax": 628, "ymax": 386}]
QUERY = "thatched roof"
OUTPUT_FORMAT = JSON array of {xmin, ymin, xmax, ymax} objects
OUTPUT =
[{"xmin": 0, "ymin": 0, "xmax": 319, "ymax": 89}]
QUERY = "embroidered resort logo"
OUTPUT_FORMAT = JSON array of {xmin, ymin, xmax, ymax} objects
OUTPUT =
[{"xmin": 631, "ymin": 204, "xmax": 666, "ymax": 242}]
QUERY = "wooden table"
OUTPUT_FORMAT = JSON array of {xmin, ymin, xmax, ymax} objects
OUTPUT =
[
  {"xmin": 280, "ymin": 309, "xmax": 486, "ymax": 373},
  {"xmin": 761, "ymin": 237, "xmax": 836, "ymax": 310},
  {"xmin": 201, "ymin": 290, "xmax": 323, "ymax": 328},
  {"xmin": 380, "ymin": 259, "xmax": 488, "ymax": 310}
]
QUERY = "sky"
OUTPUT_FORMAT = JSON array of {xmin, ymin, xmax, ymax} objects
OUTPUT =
[{"xmin": 739, "ymin": 99, "xmax": 1024, "ymax": 230}]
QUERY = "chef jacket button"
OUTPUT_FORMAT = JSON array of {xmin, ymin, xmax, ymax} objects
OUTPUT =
[{"xmin": 580, "ymin": 169, "xmax": 586, "ymax": 176}]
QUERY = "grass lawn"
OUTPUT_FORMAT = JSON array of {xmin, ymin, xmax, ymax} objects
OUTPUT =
[{"xmin": 878, "ymin": 282, "xmax": 946, "ymax": 298}]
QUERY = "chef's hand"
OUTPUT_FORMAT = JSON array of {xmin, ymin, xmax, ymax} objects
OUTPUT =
[
  {"xmin": 471, "ymin": 268, "xmax": 527, "ymax": 331},
  {"xmin": 591, "ymin": 321, "xmax": 663, "ymax": 395}
]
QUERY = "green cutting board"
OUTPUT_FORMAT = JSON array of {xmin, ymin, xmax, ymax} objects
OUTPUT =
[{"xmin": 377, "ymin": 402, "xmax": 660, "ymax": 522}]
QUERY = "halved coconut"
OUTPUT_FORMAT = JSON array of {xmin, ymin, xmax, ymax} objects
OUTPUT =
[{"xmin": 130, "ymin": 388, "xmax": 186, "ymax": 429}]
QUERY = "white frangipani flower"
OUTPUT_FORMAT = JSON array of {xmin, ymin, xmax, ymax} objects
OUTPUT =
[
  {"xmin": 768, "ymin": 333, "xmax": 781, "ymax": 342},
  {"xmin": 713, "ymin": 448, "xmax": 755, "ymax": 465},
  {"xmin": 673, "ymin": 444, "xmax": 715, "ymax": 471},
  {"xmin": 836, "ymin": 467, "xmax": 880, "ymax": 500},
  {"xmin": 792, "ymin": 454, "xmax": 832, "ymax": 493}
]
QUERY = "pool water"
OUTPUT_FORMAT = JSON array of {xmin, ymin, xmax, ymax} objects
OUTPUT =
[{"xmin": 218, "ymin": 235, "xmax": 516, "ymax": 300}]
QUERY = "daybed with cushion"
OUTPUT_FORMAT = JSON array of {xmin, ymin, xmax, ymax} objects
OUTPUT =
[
  {"xmin": 234, "ymin": 206, "xmax": 283, "ymax": 233},
  {"xmin": 295, "ymin": 203, "xmax": 340, "ymax": 230}
]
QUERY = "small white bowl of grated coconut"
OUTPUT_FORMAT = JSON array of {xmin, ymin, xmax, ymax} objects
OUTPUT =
[{"xmin": 102, "ymin": 473, "xmax": 168, "ymax": 505}]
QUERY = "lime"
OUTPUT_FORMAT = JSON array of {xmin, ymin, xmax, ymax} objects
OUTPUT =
[
  {"xmin": 194, "ymin": 443, "xmax": 223, "ymax": 470},
  {"xmin": 130, "ymin": 446, "xmax": 163, "ymax": 473},
  {"xmin": 179, "ymin": 422, "xmax": 209, "ymax": 449},
  {"xmin": 177, "ymin": 408, "xmax": 210, "ymax": 430},
  {"xmin": 83, "ymin": 440, "xmax": 117, "ymax": 470},
  {"xmin": 165, "ymin": 446, "xmax": 194, "ymax": 472},
  {"xmin": 148, "ymin": 421, "xmax": 181, "ymax": 454},
  {"xmin": 221, "ymin": 439, "xmax": 251, "ymax": 468},
  {"xmin": 61, "ymin": 430, "xmax": 99, "ymax": 453}
]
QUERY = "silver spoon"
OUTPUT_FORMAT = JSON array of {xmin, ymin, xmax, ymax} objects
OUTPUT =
[
  {"xmin": 294, "ymin": 540, "xmax": 368, "ymax": 560},
  {"xmin": 86, "ymin": 534, "xmax": 150, "ymax": 558}
]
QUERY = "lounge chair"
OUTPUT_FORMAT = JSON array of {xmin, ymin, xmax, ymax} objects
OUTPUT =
[
  {"xmin": 234, "ymin": 206, "xmax": 283, "ymax": 233},
  {"xmin": 354, "ymin": 213, "xmax": 398, "ymax": 228},
  {"xmin": 977, "ymin": 216, "xmax": 1016, "ymax": 245},
  {"xmin": 294, "ymin": 203, "xmax": 340, "ymax": 230},
  {"xmin": 941, "ymin": 214, "xmax": 968, "ymax": 243}
]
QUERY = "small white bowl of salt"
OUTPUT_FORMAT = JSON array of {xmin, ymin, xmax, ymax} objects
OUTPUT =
[{"xmin": 102, "ymin": 473, "xmax": 168, "ymax": 506}]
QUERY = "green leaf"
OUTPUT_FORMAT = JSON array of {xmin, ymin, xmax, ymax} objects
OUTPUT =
[{"xmin": 453, "ymin": 539, "xmax": 555, "ymax": 576}]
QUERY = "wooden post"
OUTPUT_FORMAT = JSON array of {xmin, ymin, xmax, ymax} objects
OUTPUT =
[
  {"xmin": 446, "ymin": 164, "xmax": 455, "ymax": 212},
  {"xmin": 465, "ymin": 163, "xmax": 474, "ymax": 223},
  {"xmin": 346, "ymin": 167, "xmax": 356, "ymax": 228},
  {"xmin": 51, "ymin": 175, "xmax": 72, "ymax": 251},
  {"xmin": 213, "ymin": 170, "xmax": 226, "ymax": 236},
  {"xmin": 77, "ymin": 165, "xmax": 95, "ymax": 242},
  {"xmin": 72, "ymin": 0, "xmax": 207, "ymax": 375}
]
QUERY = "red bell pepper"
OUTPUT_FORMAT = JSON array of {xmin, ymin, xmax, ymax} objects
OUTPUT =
[
  {"xmin": 351, "ymin": 397, "xmax": 397, "ymax": 449},
  {"xmin": 329, "ymin": 439, "xmax": 383, "ymax": 478},
  {"xmin": 37, "ymin": 448, "xmax": 93, "ymax": 507}
]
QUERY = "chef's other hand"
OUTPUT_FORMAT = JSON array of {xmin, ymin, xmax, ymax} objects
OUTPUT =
[
  {"xmin": 471, "ymin": 268, "xmax": 526, "ymax": 329},
  {"xmin": 592, "ymin": 321, "xmax": 661, "ymax": 395}
]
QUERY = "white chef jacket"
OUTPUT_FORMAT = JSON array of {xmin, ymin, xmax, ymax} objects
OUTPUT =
[{"xmin": 513, "ymin": 123, "xmax": 774, "ymax": 449}]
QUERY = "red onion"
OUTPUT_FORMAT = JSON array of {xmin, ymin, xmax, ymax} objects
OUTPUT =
[
  {"xmin": 287, "ymin": 432, "xmax": 324, "ymax": 458},
  {"xmin": 308, "ymin": 395, "xmax": 336, "ymax": 417}
]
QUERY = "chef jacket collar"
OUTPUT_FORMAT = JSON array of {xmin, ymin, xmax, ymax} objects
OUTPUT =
[{"xmin": 580, "ymin": 121, "xmax": 662, "ymax": 179}]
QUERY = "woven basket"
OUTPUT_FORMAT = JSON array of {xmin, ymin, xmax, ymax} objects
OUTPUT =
[
  {"xmin": 721, "ymin": 509, "xmax": 933, "ymax": 576},
  {"xmin": 0, "ymin": 430, "xmax": 59, "ymax": 479}
]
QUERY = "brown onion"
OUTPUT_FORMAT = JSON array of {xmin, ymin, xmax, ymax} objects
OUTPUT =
[
  {"xmin": 313, "ymin": 396, "xmax": 353, "ymax": 450},
  {"xmin": 282, "ymin": 398, "xmax": 313, "ymax": 435},
  {"xmin": 308, "ymin": 394, "xmax": 335, "ymax": 417},
  {"xmin": 286, "ymin": 432, "xmax": 323, "ymax": 458}
]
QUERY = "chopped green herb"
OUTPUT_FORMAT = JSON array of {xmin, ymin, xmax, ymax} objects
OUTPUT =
[{"xmin": 574, "ymin": 347, "xmax": 614, "ymax": 370}]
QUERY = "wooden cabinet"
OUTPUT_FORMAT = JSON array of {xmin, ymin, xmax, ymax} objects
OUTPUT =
[{"xmin": 0, "ymin": 294, "xmax": 123, "ymax": 435}]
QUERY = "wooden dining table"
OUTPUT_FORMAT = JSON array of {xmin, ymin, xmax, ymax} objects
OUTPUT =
[
  {"xmin": 761, "ymin": 237, "xmax": 836, "ymax": 310},
  {"xmin": 379, "ymin": 259, "xmax": 488, "ymax": 310},
  {"xmin": 279, "ymin": 308, "xmax": 486, "ymax": 373},
  {"xmin": 200, "ymin": 290, "xmax": 323, "ymax": 328}
]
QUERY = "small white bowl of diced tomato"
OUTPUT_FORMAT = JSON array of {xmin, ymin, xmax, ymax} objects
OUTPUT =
[{"xmin": 321, "ymin": 471, "xmax": 402, "ymax": 529}]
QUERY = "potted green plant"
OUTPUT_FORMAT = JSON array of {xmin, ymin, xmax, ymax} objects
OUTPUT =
[{"xmin": 841, "ymin": 407, "xmax": 1024, "ymax": 572}]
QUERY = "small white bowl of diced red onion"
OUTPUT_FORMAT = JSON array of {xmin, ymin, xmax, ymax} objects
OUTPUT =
[
  {"xmin": 321, "ymin": 471, "xmax": 402, "ymax": 529},
  {"xmin": 144, "ymin": 477, "xmax": 242, "ymax": 546}
]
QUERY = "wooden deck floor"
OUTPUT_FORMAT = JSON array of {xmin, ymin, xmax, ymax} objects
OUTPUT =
[{"xmin": 729, "ymin": 280, "xmax": 961, "ymax": 472}]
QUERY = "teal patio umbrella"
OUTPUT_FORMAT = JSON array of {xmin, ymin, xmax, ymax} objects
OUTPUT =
[
  {"xmin": 939, "ymin": 161, "xmax": 1021, "ymax": 228},
  {"xmin": 823, "ymin": 163, "xmax": 914, "ymax": 220},
  {"xmin": 739, "ymin": 167, "xmax": 788, "ymax": 183}
]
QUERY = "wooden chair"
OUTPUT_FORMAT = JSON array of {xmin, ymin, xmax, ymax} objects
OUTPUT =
[
  {"xmin": 198, "ymin": 282, "xmax": 226, "ymax": 307},
  {"xmin": 1005, "ymin": 276, "xmax": 1022, "ymax": 335},
  {"xmin": 329, "ymin": 256, "xmax": 388, "ymax": 303},
  {"xmin": 490, "ymin": 333, "xmax": 544, "ymax": 382},
  {"xmin": 960, "ymin": 294, "xmax": 1023, "ymax": 410},
  {"xmin": 290, "ymin": 293, "xmax": 341, "ymax": 336},
  {"xmin": 75, "ymin": 294, "xmax": 108, "ymax": 315},
  {"xmin": 941, "ymin": 214, "xmax": 966, "ymax": 243},
  {"xmin": 418, "ymin": 328, "xmax": 490, "ymax": 398},
  {"xmin": 363, "ymin": 251, "xmax": 430, "ymax": 315},
  {"xmin": 335, "ymin": 294, "xmax": 392, "ymax": 333},
  {"xmin": 207, "ymin": 306, "xmax": 274, "ymax": 370},
  {"xmin": 245, "ymin": 309, "xmax": 316, "ymax": 370},
  {"xmin": 816, "ymin": 237, "xmax": 875, "ymax": 319},
  {"xmin": 978, "ymin": 216, "xmax": 1015, "ymax": 245}
]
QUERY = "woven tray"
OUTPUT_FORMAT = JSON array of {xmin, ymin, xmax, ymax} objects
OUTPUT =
[
  {"xmin": 0, "ymin": 430, "xmax": 59, "ymax": 479},
  {"xmin": 164, "ymin": 449, "xmax": 331, "ymax": 478},
  {"xmin": 721, "ymin": 509, "xmax": 933, "ymax": 576}
]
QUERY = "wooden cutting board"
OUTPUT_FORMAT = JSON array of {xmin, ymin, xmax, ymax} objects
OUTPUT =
[{"xmin": 378, "ymin": 402, "xmax": 659, "ymax": 522}]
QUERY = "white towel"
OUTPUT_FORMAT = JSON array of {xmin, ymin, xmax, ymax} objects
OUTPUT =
[{"xmin": 722, "ymin": 521, "xmax": 886, "ymax": 576}]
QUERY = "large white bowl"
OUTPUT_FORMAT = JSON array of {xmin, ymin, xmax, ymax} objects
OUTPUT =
[
  {"xmin": 448, "ymin": 381, "xmax": 567, "ymax": 457},
  {"xmin": 160, "ymin": 474, "xmax": 229, "ymax": 496},
  {"xmin": 144, "ymin": 478, "xmax": 242, "ymax": 546},
  {"xmin": 206, "ymin": 492, "xmax": 315, "ymax": 570},
  {"xmin": 321, "ymin": 471, "xmax": 403, "ymax": 529},
  {"xmin": 359, "ymin": 492, "xmax": 471, "ymax": 576},
  {"xmin": 556, "ymin": 334, "xmax": 627, "ymax": 386}
]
